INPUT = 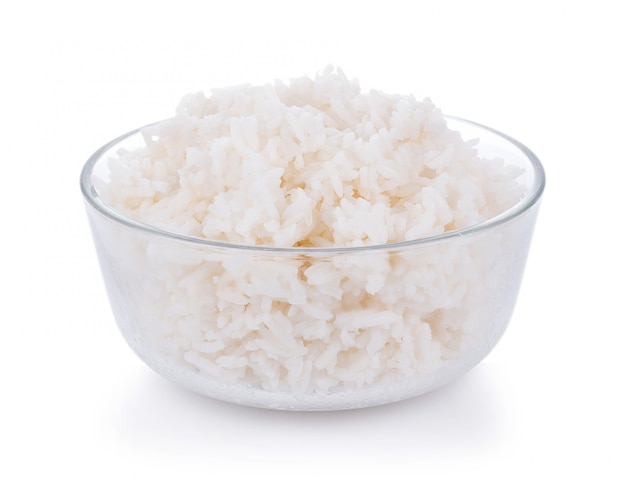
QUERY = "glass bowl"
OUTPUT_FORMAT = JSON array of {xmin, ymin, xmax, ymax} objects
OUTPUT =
[{"xmin": 80, "ymin": 116, "xmax": 545, "ymax": 411}]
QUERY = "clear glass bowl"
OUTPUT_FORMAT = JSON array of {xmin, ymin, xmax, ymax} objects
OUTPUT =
[{"xmin": 81, "ymin": 116, "xmax": 545, "ymax": 410}]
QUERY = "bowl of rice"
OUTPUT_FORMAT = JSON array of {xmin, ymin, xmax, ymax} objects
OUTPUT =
[{"xmin": 81, "ymin": 67, "xmax": 545, "ymax": 410}]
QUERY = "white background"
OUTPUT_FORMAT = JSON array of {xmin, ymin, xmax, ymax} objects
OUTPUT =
[{"xmin": 2, "ymin": 0, "xmax": 625, "ymax": 475}]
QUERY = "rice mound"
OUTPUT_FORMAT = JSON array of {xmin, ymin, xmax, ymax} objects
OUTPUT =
[
  {"xmin": 100, "ymin": 66, "xmax": 522, "ymax": 247},
  {"xmin": 95, "ymin": 67, "xmax": 527, "ymax": 407}
]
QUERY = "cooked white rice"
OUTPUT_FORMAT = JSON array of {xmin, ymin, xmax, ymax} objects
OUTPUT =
[{"xmin": 94, "ymin": 67, "xmax": 527, "ymax": 407}]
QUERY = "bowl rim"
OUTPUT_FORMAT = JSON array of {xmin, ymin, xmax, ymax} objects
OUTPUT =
[{"xmin": 80, "ymin": 115, "xmax": 545, "ymax": 254}]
